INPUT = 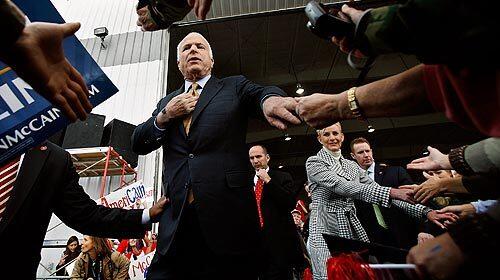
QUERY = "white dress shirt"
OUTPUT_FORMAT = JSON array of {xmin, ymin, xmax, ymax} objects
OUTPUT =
[
  {"xmin": 366, "ymin": 162, "xmax": 375, "ymax": 180},
  {"xmin": 184, "ymin": 74, "xmax": 211, "ymax": 95}
]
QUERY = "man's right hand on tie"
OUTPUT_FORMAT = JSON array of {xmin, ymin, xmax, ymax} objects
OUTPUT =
[
  {"xmin": 256, "ymin": 169, "xmax": 271, "ymax": 184},
  {"xmin": 156, "ymin": 92, "xmax": 199, "ymax": 128}
]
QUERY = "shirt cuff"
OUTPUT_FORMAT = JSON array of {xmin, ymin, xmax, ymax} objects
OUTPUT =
[
  {"xmin": 260, "ymin": 94, "xmax": 280, "ymax": 109},
  {"xmin": 423, "ymin": 206, "xmax": 433, "ymax": 217},
  {"xmin": 153, "ymin": 118, "xmax": 167, "ymax": 131},
  {"xmin": 141, "ymin": 209, "xmax": 151, "ymax": 224},
  {"xmin": 472, "ymin": 200, "xmax": 498, "ymax": 214}
]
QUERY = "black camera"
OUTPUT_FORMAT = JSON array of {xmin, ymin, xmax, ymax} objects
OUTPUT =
[{"xmin": 305, "ymin": 1, "xmax": 354, "ymax": 40}]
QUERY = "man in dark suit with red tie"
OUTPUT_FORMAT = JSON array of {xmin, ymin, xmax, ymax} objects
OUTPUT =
[
  {"xmin": 0, "ymin": 142, "xmax": 167, "ymax": 279},
  {"xmin": 248, "ymin": 145, "xmax": 305, "ymax": 280}
]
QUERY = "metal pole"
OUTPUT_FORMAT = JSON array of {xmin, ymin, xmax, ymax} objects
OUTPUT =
[
  {"xmin": 120, "ymin": 162, "xmax": 126, "ymax": 188},
  {"xmin": 99, "ymin": 147, "xmax": 112, "ymax": 197}
]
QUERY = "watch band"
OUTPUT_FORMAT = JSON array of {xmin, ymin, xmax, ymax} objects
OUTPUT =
[
  {"xmin": 347, "ymin": 87, "xmax": 364, "ymax": 120},
  {"xmin": 449, "ymin": 145, "xmax": 474, "ymax": 176}
]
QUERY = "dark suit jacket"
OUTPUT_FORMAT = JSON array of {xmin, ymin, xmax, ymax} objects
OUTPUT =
[
  {"xmin": 252, "ymin": 169, "xmax": 304, "ymax": 270},
  {"xmin": 354, "ymin": 163, "xmax": 419, "ymax": 249},
  {"xmin": 132, "ymin": 75, "xmax": 285, "ymax": 257},
  {"xmin": 0, "ymin": 142, "xmax": 147, "ymax": 279}
]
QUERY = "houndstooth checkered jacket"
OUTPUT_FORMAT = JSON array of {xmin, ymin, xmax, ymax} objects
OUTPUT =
[{"xmin": 305, "ymin": 147, "xmax": 430, "ymax": 280}]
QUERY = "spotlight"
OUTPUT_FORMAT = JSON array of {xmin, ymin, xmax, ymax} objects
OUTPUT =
[
  {"xmin": 94, "ymin": 27, "xmax": 109, "ymax": 49},
  {"xmin": 296, "ymin": 83, "xmax": 305, "ymax": 95},
  {"xmin": 284, "ymin": 134, "xmax": 292, "ymax": 141},
  {"xmin": 367, "ymin": 125, "xmax": 375, "ymax": 133},
  {"xmin": 278, "ymin": 165, "xmax": 284, "ymax": 169}
]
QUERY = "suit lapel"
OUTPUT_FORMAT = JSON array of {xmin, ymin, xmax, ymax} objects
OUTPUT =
[
  {"xmin": 190, "ymin": 76, "xmax": 223, "ymax": 128},
  {"xmin": 171, "ymin": 87, "xmax": 185, "ymax": 101},
  {"xmin": 248, "ymin": 172, "xmax": 255, "ymax": 188},
  {"xmin": 264, "ymin": 169, "xmax": 274, "ymax": 198},
  {"xmin": 168, "ymin": 86, "xmax": 187, "ymax": 138},
  {"xmin": 375, "ymin": 163, "xmax": 384, "ymax": 184},
  {"xmin": 0, "ymin": 145, "xmax": 49, "ymax": 233},
  {"xmin": 318, "ymin": 149, "xmax": 349, "ymax": 179}
]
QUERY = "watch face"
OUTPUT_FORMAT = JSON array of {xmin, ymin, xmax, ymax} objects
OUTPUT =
[{"xmin": 349, "ymin": 100, "xmax": 358, "ymax": 109}]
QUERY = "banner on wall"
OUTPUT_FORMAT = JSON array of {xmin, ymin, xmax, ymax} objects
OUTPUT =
[
  {"xmin": 97, "ymin": 181, "xmax": 154, "ymax": 210},
  {"xmin": 0, "ymin": 0, "xmax": 118, "ymax": 165}
]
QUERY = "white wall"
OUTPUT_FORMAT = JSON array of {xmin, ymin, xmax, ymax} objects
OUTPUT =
[{"xmin": 51, "ymin": 0, "xmax": 141, "ymax": 40}]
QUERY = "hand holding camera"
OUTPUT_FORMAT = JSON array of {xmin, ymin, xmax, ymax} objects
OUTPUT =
[
  {"xmin": 305, "ymin": 1, "xmax": 371, "ymax": 58},
  {"xmin": 305, "ymin": 1, "xmax": 354, "ymax": 40}
]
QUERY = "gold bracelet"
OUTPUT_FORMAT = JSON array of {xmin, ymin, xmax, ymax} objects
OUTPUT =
[{"xmin": 347, "ymin": 87, "xmax": 364, "ymax": 120}]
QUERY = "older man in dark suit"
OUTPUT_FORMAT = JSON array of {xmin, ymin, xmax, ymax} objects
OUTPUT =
[{"xmin": 131, "ymin": 32, "xmax": 300, "ymax": 279}]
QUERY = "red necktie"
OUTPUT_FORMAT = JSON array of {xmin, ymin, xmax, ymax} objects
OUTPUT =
[
  {"xmin": 0, "ymin": 157, "xmax": 20, "ymax": 221},
  {"xmin": 255, "ymin": 178, "xmax": 264, "ymax": 228}
]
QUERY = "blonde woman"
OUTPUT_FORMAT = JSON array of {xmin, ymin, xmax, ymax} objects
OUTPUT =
[
  {"xmin": 305, "ymin": 123, "xmax": 455, "ymax": 280},
  {"xmin": 71, "ymin": 235, "xmax": 130, "ymax": 280}
]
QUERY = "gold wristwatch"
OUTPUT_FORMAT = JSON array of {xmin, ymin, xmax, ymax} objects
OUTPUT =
[{"xmin": 347, "ymin": 87, "xmax": 363, "ymax": 120}]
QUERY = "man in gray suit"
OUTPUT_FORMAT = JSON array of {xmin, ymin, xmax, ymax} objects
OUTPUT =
[{"xmin": 305, "ymin": 123, "xmax": 456, "ymax": 280}]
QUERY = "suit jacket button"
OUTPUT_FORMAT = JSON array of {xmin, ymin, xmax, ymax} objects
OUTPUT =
[{"xmin": 188, "ymin": 153, "xmax": 194, "ymax": 159}]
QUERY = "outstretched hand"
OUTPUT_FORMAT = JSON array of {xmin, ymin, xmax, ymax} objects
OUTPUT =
[
  {"xmin": 407, "ymin": 146, "xmax": 451, "ymax": 171},
  {"xmin": 262, "ymin": 96, "xmax": 301, "ymax": 130},
  {"xmin": 136, "ymin": 6, "xmax": 158, "ymax": 31},
  {"xmin": 389, "ymin": 187, "xmax": 416, "ymax": 204},
  {"xmin": 1, "ymin": 22, "xmax": 92, "ymax": 122},
  {"xmin": 187, "ymin": 0, "xmax": 213, "ymax": 20},
  {"xmin": 407, "ymin": 233, "xmax": 465, "ymax": 279},
  {"xmin": 412, "ymin": 172, "xmax": 448, "ymax": 204},
  {"xmin": 437, "ymin": 203, "xmax": 476, "ymax": 219},
  {"xmin": 426, "ymin": 210, "xmax": 459, "ymax": 229},
  {"xmin": 295, "ymin": 93, "xmax": 347, "ymax": 129}
]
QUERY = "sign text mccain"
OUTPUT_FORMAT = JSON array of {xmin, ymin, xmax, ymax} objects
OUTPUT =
[{"xmin": 0, "ymin": 72, "xmax": 102, "ymax": 150}]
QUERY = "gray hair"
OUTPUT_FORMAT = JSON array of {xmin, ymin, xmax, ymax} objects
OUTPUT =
[
  {"xmin": 177, "ymin": 32, "xmax": 213, "ymax": 61},
  {"xmin": 316, "ymin": 122, "xmax": 342, "ymax": 135}
]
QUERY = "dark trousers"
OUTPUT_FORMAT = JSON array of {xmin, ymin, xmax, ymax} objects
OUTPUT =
[
  {"xmin": 259, "ymin": 262, "xmax": 293, "ymax": 280},
  {"xmin": 146, "ymin": 203, "xmax": 258, "ymax": 280},
  {"xmin": 259, "ymin": 242, "xmax": 295, "ymax": 280}
]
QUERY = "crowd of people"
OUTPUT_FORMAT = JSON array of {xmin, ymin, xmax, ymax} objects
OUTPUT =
[{"xmin": 0, "ymin": 0, "xmax": 498, "ymax": 279}]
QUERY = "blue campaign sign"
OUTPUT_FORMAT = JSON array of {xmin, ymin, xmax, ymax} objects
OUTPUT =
[{"xmin": 0, "ymin": 0, "xmax": 118, "ymax": 164}]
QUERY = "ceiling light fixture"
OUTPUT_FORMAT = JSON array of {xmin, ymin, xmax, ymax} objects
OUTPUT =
[
  {"xmin": 295, "ymin": 83, "xmax": 305, "ymax": 95},
  {"xmin": 284, "ymin": 133, "xmax": 292, "ymax": 141},
  {"xmin": 278, "ymin": 165, "xmax": 284, "ymax": 169},
  {"xmin": 367, "ymin": 125, "xmax": 375, "ymax": 133}
]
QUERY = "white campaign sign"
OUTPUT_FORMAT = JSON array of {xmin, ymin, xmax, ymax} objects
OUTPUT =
[
  {"xmin": 97, "ymin": 181, "xmax": 154, "ymax": 210},
  {"xmin": 96, "ymin": 181, "xmax": 156, "ymax": 279},
  {"xmin": 128, "ymin": 251, "xmax": 155, "ymax": 280}
]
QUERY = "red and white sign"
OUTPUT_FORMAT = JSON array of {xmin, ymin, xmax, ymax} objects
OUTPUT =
[
  {"xmin": 98, "ymin": 181, "xmax": 154, "ymax": 210},
  {"xmin": 129, "ymin": 251, "xmax": 155, "ymax": 280}
]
